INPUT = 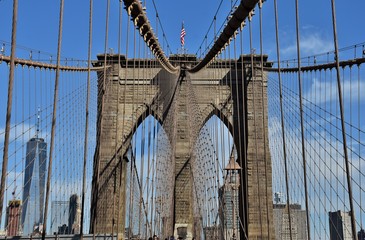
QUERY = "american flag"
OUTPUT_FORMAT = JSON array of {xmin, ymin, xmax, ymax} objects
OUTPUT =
[{"xmin": 180, "ymin": 23, "xmax": 186, "ymax": 46}]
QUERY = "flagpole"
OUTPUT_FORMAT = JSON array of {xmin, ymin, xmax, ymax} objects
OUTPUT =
[{"xmin": 180, "ymin": 21, "xmax": 186, "ymax": 54}]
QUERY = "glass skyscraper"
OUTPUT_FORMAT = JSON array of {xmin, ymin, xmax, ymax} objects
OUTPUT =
[{"xmin": 21, "ymin": 137, "xmax": 47, "ymax": 236}]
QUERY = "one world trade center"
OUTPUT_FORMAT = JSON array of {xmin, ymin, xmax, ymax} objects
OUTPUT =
[{"xmin": 21, "ymin": 122, "xmax": 47, "ymax": 236}]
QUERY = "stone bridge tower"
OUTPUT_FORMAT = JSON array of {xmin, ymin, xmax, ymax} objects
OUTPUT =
[{"xmin": 91, "ymin": 54, "xmax": 274, "ymax": 239}]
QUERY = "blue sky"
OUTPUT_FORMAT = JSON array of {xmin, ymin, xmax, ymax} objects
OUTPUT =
[{"xmin": 1, "ymin": 0, "xmax": 364, "ymax": 61}]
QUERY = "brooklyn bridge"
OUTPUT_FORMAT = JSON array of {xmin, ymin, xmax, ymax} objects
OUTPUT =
[{"xmin": 0, "ymin": 0, "xmax": 364, "ymax": 239}]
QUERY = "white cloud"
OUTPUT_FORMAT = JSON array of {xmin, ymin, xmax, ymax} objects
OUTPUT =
[
  {"xmin": 282, "ymin": 33, "xmax": 333, "ymax": 57},
  {"xmin": 304, "ymin": 78, "xmax": 365, "ymax": 105}
]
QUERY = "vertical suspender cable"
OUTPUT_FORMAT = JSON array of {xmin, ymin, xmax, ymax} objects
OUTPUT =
[
  {"xmin": 124, "ymin": 15, "xmax": 131, "ymax": 236},
  {"xmin": 357, "ymin": 65, "xmax": 362, "ymax": 231},
  {"xmin": 112, "ymin": 0, "xmax": 119, "ymax": 234},
  {"xmin": 228, "ymin": 41, "xmax": 239, "ymax": 239},
  {"xmin": 139, "ymin": 113, "xmax": 145, "ymax": 237},
  {"xmin": 150, "ymin": 120, "xmax": 155, "ymax": 237},
  {"xmin": 233, "ymin": 35, "xmax": 245, "ymax": 240},
  {"xmin": 150, "ymin": 14, "xmax": 159, "ymax": 235},
  {"xmin": 214, "ymin": 60, "xmax": 223, "ymax": 238},
  {"xmin": 153, "ymin": 17, "xmax": 159, "ymax": 233},
  {"xmin": 93, "ymin": 0, "xmax": 111, "ymax": 232},
  {"xmin": 113, "ymin": 0, "xmax": 123, "ymax": 237},
  {"xmin": 239, "ymin": 29, "xmax": 248, "ymax": 240},
  {"xmin": 249, "ymin": 19, "xmax": 264, "ymax": 237},
  {"xmin": 127, "ymin": 152, "xmax": 133, "ymax": 236},
  {"xmin": 258, "ymin": 2, "xmax": 271, "ymax": 238},
  {"xmin": 111, "ymin": 0, "xmax": 120, "ymax": 237},
  {"xmin": 149, "ymin": 96, "xmax": 154, "ymax": 235},
  {"xmin": 273, "ymin": 0, "xmax": 293, "ymax": 239},
  {"xmin": 138, "ymin": 27, "xmax": 145, "ymax": 239},
  {"xmin": 222, "ymin": 51, "xmax": 229, "ymax": 234},
  {"xmin": 117, "ymin": 0, "xmax": 127, "ymax": 236},
  {"xmin": 132, "ymin": 20, "xmax": 138, "ymax": 237},
  {"xmin": 42, "ymin": 0, "xmax": 64, "ymax": 239},
  {"xmin": 330, "ymin": 0, "xmax": 357, "ymax": 238},
  {"xmin": 132, "ymin": 24, "xmax": 138, "ymax": 238},
  {"xmin": 0, "ymin": 0, "xmax": 18, "ymax": 224},
  {"xmin": 138, "ymin": 64, "xmax": 144, "ymax": 239},
  {"xmin": 294, "ymin": 0, "xmax": 311, "ymax": 238},
  {"xmin": 81, "ymin": 0, "xmax": 93, "ymax": 237}
]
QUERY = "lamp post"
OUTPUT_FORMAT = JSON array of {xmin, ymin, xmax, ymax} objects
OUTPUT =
[{"xmin": 224, "ymin": 155, "xmax": 241, "ymax": 240}]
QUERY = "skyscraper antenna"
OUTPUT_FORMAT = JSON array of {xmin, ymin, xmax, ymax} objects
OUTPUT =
[{"xmin": 36, "ymin": 107, "xmax": 40, "ymax": 138}]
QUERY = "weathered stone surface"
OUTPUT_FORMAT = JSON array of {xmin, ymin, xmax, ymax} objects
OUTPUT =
[{"xmin": 91, "ymin": 54, "xmax": 274, "ymax": 240}]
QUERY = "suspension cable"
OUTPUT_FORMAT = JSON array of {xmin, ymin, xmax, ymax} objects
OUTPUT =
[
  {"xmin": 330, "ymin": 0, "xmax": 357, "ymax": 238},
  {"xmin": 80, "ymin": 0, "xmax": 93, "ymax": 237},
  {"xmin": 189, "ymin": 0, "xmax": 259, "ymax": 73},
  {"xmin": 249, "ymin": 18, "xmax": 264, "ymax": 238},
  {"xmin": 42, "ymin": 0, "xmax": 64, "ymax": 238},
  {"xmin": 239, "ymin": 25, "xmax": 249, "ymax": 240},
  {"xmin": 194, "ymin": 0, "xmax": 224, "ymax": 56},
  {"xmin": 122, "ymin": 0, "xmax": 178, "ymax": 74},
  {"xmin": 258, "ymin": 1, "xmax": 271, "ymax": 238},
  {"xmin": 294, "ymin": 0, "xmax": 311, "ymax": 238},
  {"xmin": 273, "ymin": 0, "xmax": 293, "ymax": 239},
  {"xmin": 150, "ymin": 0, "xmax": 173, "ymax": 55},
  {"xmin": 0, "ymin": 0, "xmax": 18, "ymax": 224},
  {"xmin": 0, "ymin": 55, "xmax": 105, "ymax": 72}
]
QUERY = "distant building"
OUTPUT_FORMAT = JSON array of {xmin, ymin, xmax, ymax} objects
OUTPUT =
[
  {"xmin": 358, "ymin": 229, "xmax": 365, "ymax": 240},
  {"xmin": 124, "ymin": 227, "xmax": 131, "ymax": 239},
  {"xmin": 57, "ymin": 224, "xmax": 69, "ymax": 235},
  {"xmin": 32, "ymin": 223, "xmax": 43, "ymax": 236},
  {"xmin": 5, "ymin": 200, "xmax": 22, "ymax": 236},
  {"xmin": 51, "ymin": 201, "xmax": 69, "ymax": 234},
  {"xmin": 68, "ymin": 194, "xmax": 81, "ymax": 234},
  {"xmin": 218, "ymin": 157, "xmax": 241, "ymax": 240},
  {"xmin": 203, "ymin": 226, "xmax": 220, "ymax": 240},
  {"xmin": 21, "ymin": 137, "xmax": 47, "ymax": 236},
  {"xmin": 273, "ymin": 203, "xmax": 307, "ymax": 240},
  {"xmin": 329, "ymin": 211, "xmax": 353, "ymax": 240},
  {"xmin": 0, "ymin": 229, "xmax": 6, "ymax": 236}
]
